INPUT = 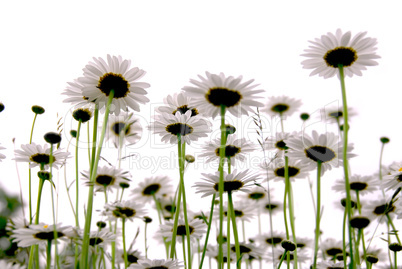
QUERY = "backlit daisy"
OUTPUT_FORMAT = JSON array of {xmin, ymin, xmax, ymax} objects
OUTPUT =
[
  {"xmin": 332, "ymin": 174, "xmax": 379, "ymax": 195},
  {"xmin": 193, "ymin": 169, "xmax": 260, "ymax": 198},
  {"xmin": 103, "ymin": 200, "xmax": 147, "ymax": 222},
  {"xmin": 363, "ymin": 197, "xmax": 396, "ymax": 223},
  {"xmin": 199, "ymin": 135, "xmax": 255, "ymax": 165},
  {"xmin": 205, "ymin": 244, "xmax": 234, "ymax": 264},
  {"xmin": 182, "ymin": 71, "xmax": 264, "ymax": 118},
  {"xmin": 263, "ymin": 132, "xmax": 298, "ymax": 157},
  {"xmin": 157, "ymin": 92, "xmax": 198, "ymax": 117},
  {"xmin": 128, "ymin": 259, "xmax": 183, "ymax": 269},
  {"xmin": 256, "ymin": 231, "xmax": 286, "ymax": 247},
  {"xmin": 76, "ymin": 230, "xmax": 116, "ymax": 250},
  {"xmin": 11, "ymin": 223, "xmax": 72, "ymax": 247},
  {"xmin": 151, "ymin": 110, "xmax": 211, "ymax": 144},
  {"xmin": 14, "ymin": 143, "xmax": 70, "ymax": 170},
  {"xmin": 78, "ymin": 55, "xmax": 150, "ymax": 115},
  {"xmin": 301, "ymin": 29, "xmax": 380, "ymax": 78},
  {"xmin": 82, "ymin": 165, "xmax": 130, "ymax": 192},
  {"xmin": 260, "ymin": 199, "xmax": 283, "ymax": 215},
  {"xmin": 382, "ymin": 162, "xmax": 402, "ymax": 192},
  {"xmin": 269, "ymin": 247, "xmax": 310, "ymax": 265},
  {"xmin": 229, "ymin": 242, "xmax": 265, "ymax": 261},
  {"xmin": 116, "ymin": 249, "xmax": 144, "ymax": 266},
  {"xmin": 285, "ymin": 131, "xmax": 356, "ymax": 175},
  {"xmin": 320, "ymin": 105, "xmax": 357, "ymax": 124},
  {"xmin": 0, "ymin": 261, "xmax": 26, "ymax": 269},
  {"xmin": 316, "ymin": 261, "xmax": 345, "ymax": 269},
  {"xmin": 105, "ymin": 112, "xmax": 142, "ymax": 147},
  {"xmin": 158, "ymin": 218, "xmax": 206, "ymax": 243},
  {"xmin": 131, "ymin": 175, "xmax": 172, "ymax": 204},
  {"xmin": 62, "ymin": 79, "xmax": 91, "ymax": 108},
  {"xmin": 221, "ymin": 202, "xmax": 256, "ymax": 222},
  {"xmin": 239, "ymin": 186, "xmax": 267, "ymax": 203},
  {"xmin": 320, "ymin": 238, "xmax": 345, "ymax": 258},
  {"xmin": 264, "ymin": 158, "xmax": 312, "ymax": 182},
  {"xmin": 262, "ymin": 96, "xmax": 302, "ymax": 118}
]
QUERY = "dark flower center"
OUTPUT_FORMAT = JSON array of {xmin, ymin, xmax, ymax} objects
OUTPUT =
[
  {"xmin": 142, "ymin": 184, "xmax": 161, "ymax": 196},
  {"xmin": 350, "ymin": 182, "xmax": 367, "ymax": 191},
  {"xmin": 215, "ymin": 145, "xmax": 241, "ymax": 158},
  {"xmin": 396, "ymin": 174, "xmax": 402, "ymax": 182},
  {"xmin": 297, "ymin": 243, "xmax": 305, "ymax": 248},
  {"xmin": 279, "ymin": 253, "xmax": 294, "ymax": 260},
  {"xmin": 96, "ymin": 175, "xmax": 115, "ymax": 186},
  {"xmin": 266, "ymin": 237, "xmax": 283, "ymax": 245},
  {"xmin": 305, "ymin": 146, "xmax": 336, "ymax": 163},
  {"xmin": 373, "ymin": 203, "xmax": 395, "ymax": 215},
  {"xmin": 326, "ymin": 248, "xmax": 343, "ymax": 257},
  {"xmin": 112, "ymin": 207, "xmax": 136, "ymax": 218},
  {"xmin": 206, "ymin": 88, "xmax": 242, "ymax": 108},
  {"xmin": 224, "ymin": 210, "xmax": 244, "ymax": 217},
  {"xmin": 89, "ymin": 237, "xmax": 103, "ymax": 246},
  {"xmin": 328, "ymin": 267, "xmax": 343, "ymax": 269},
  {"xmin": 329, "ymin": 111, "xmax": 343, "ymax": 118},
  {"xmin": 176, "ymin": 225, "xmax": 194, "ymax": 236},
  {"xmin": 271, "ymin": 104, "xmax": 289, "ymax": 113},
  {"xmin": 97, "ymin": 72, "xmax": 130, "ymax": 98},
  {"xmin": 276, "ymin": 140, "xmax": 288, "ymax": 150},
  {"xmin": 324, "ymin": 47, "xmax": 358, "ymax": 68},
  {"xmin": 34, "ymin": 231, "xmax": 65, "ymax": 241},
  {"xmin": 265, "ymin": 203, "xmax": 278, "ymax": 211},
  {"xmin": 274, "ymin": 166, "xmax": 300, "ymax": 178},
  {"xmin": 213, "ymin": 181, "xmax": 244, "ymax": 192},
  {"xmin": 148, "ymin": 267, "xmax": 168, "ymax": 269},
  {"xmin": 166, "ymin": 123, "xmax": 193, "ymax": 136},
  {"xmin": 249, "ymin": 192, "xmax": 265, "ymax": 200},
  {"xmin": 164, "ymin": 205, "xmax": 176, "ymax": 213},
  {"xmin": 30, "ymin": 153, "xmax": 53, "ymax": 165},
  {"xmin": 366, "ymin": 254, "xmax": 379, "ymax": 264},
  {"xmin": 112, "ymin": 122, "xmax": 130, "ymax": 136},
  {"xmin": 127, "ymin": 254, "xmax": 139, "ymax": 263},
  {"xmin": 173, "ymin": 105, "xmax": 198, "ymax": 117},
  {"xmin": 231, "ymin": 245, "xmax": 252, "ymax": 254},
  {"xmin": 350, "ymin": 216, "xmax": 370, "ymax": 229}
]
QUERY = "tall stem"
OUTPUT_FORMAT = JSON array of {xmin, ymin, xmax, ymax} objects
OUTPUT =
[
  {"xmin": 28, "ymin": 113, "xmax": 38, "ymax": 224},
  {"xmin": 313, "ymin": 161, "xmax": 322, "ymax": 268},
  {"xmin": 81, "ymin": 91, "xmax": 114, "ymax": 268},
  {"xmin": 228, "ymin": 191, "xmax": 241, "ymax": 268},
  {"xmin": 285, "ymin": 156, "xmax": 297, "ymax": 268},
  {"xmin": 199, "ymin": 194, "xmax": 216, "ymax": 269},
  {"xmin": 122, "ymin": 218, "xmax": 128, "ymax": 268},
  {"xmin": 218, "ymin": 105, "xmax": 227, "ymax": 269},
  {"xmin": 338, "ymin": 65, "xmax": 355, "ymax": 269},
  {"xmin": 75, "ymin": 120, "xmax": 82, "ymax": 228}
]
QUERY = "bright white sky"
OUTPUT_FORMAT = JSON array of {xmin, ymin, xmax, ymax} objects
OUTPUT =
[{"xmin": 1, "ymin": 0, "xmax": 401, "ymax": 264}]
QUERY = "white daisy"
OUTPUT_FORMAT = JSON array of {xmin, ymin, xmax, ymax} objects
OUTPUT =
[
  {"xmin": 362, "ymin": 197, "xmax": 396, "ymax": 224},
  {"xmin": 62, "ymin": 79, "xmax": 91, "ymax": 107},
  {"xmin": 103, "ymin": 200, "xmax": 147, "ymax": 222},
  {"xmin": 269, "ymin": 247, "xmax": 310, "ymax": 265},
  {"xmin": 205, "ymin": 244, "xmax": 234, "ymax": 264},
  {"xmin": 128, "ymin": 259, "xmax": 183, "ymax": 269},
  {"xmin": 229, "ymin": 242, "xmax": 265, "ymax": 261},
  {"xmin": 262, "ymin": 96, "xmax": 302, "ymax": 117},
  {"xmin": 260, "ymin": 199, "xmax": 283, "ymax": 215},
  {"xmin": 11, "ymin": 223, "xmax": 72, "ymax": 247},
  {"xmin": 82, "ymin": 165, "xmax": 130, "ymax": 192},
  {"xmin": 0, "ymin": 144, "xmax": 6, "ymax": 161},
  {"xmin": 255, "ymin": 231, "xmax": 287, "ymax": 247},
  {"xmin": 320, "ymin": 105, "xmax": 358, "ymax": 124},
  {"xmin": 78, "ymin": 55, "xmax": 150, "ymax": 115},
  {"xmin": 220, "ymin": 202, "xmax": 256, "ymax": 222},
  {"xmin": 150, "ymin": 110, "xmax": 212, "ymax": 144},
  {"xmin": 301, "ymin": 29, "xmax": 380, "ymax": 78},
  {"xmin": 77, "ymin": 230, "xmax": 116, "ymax": 250},
  {"xmin": 0, "ymin": 261, "xmax": 26, "ymax": 269},
  {"xmin": 382, "ymin": 162, "xmax": 402, "ymax": 192},
  {"xmin": 295, "ymin": 237, "xmax": 313, "ymax": 250},
  {"xmin": 363, "ymin": 246, "xmax": 387, "ymax": 264},
  {"xmin": 332, "ymin": 174, "xmax": 379, "ymax": 195},
  {"xmin": 193, "ymin": 169, "xmax": 260, "ymax": 198},
  {"xmin": 116, "ymin": 249, "xmax": 144, "ymax": 266},
  {"xmin": 316, "ymin": 261, "xmax": 345, "ymax": 269},
  {"xmin": 157, "ymin": 92, "xmax": 199, "ymax": 117},
  {"xmin": 320, "ymin": 238, "xmax": 344, "ymax": 258},
  {"xmin": 239, "ymin": 186, "xmax": 268, "ymax": 203},
  {"xmin": 14, "ymin": 143, "xmax": 70, "ymax": 170},
  {"xmin": 285, "ymin": 130, "xmax": 356, "ymax": 175},
  {"xmin": 182, "ymin": 71, "xmax": 264, "ymax": 118},
  {"xmin": 199, "ymin": 135, "xmax": 255, "ymax": 165},
  {"xmin": 158, "ymin": 218, "xmax": 206, "ymax": 243},
  {"xmin": 105, "ymin": 111, "xmax": 142, "ymax": 147},
  {"xmin": 264, "ymin": 158, "xmax": 312, "ymax": 182},
  {"xmin": 263, "ymin": 132, "xmax": 298, "ymax": 157},
  {"xmin": 130, "ymin": 175, "xmax": 173, "ymax": 204}
]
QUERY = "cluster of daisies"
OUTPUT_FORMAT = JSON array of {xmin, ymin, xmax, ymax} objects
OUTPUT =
[{"xmin": 0, "ymin": 29, "xmax": 401, "ymax": 269}]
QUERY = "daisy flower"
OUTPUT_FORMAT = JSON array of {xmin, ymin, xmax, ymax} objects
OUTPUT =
[
  {"xmin": 78, "ymin": 54, "xmax": 150, "ymax": 115},
  {"xmin": 316, "ymin": 261, "xmax": 345, "ymax": 269},
  {"xmin": 239, "ymin": 186, "xmax": 268, "ymax": 203},
  {"xmin": 193, "ymin": 169, "xmax": 260, "ymax": 198},
  {"xmin": 199, "ymin": 135, "xmax": 255, "ymax": 165},
  {"xmin": 263, "ymin": 132, "xmax": 298, "ymax": 157},
  {"xmin": 158, "ymin": 218, "xmax": 206, "ymax": 243},
  {"xmin": 79, "ymin": 230, "xmax": 116, "ymax": 250},
  {"xmin": 295, "ymin": 237, "xmax": 313, "ymax": 250},
  {"xmin": 221, "ymin": 202, "xmax": 256, "ymax": 222},
  {"xmin": 285, "ymin": 130, "xmax": 356, "ymax": 175},
  {"xmin": 11, "ymin": 223, "xmax": 72, "ymax": 247},
  {"xmin": 14, "ymin": 143, "xmax": 70, "ymax": 170},
  {"xmin": 0, "ymin": 261, "xmax": 26, "ymax": 269},
  {"xmin": 129, "ymin": 259, "xmax": 183, "ymax": 269},
  {"xmin": 62, "ymin": 79, "xmax": 91, "ymax": 108},
  {"xmin": 320, "ymin": 238, "xmax": 345, "ymax": 258},
  {"xmin": 150, "ymin": 110, "xmax": 211, "ymax": 144},
  {"xmin": 182, "ymin": 71, "xmax": 264, "ymax": 118},
  {"xmin": 363, "ymin": 246, "xmax": 387, "ymax": 264},
  {"xmin": 301, "ymin": 29, "xmax": 380, "ymax": 78},
  {"xmin": 262, "ymin": 96, "xmax": 302, "ymax": 117},
  {"xmin": 382, "ymin": 162, "xmax": 402, "ymax": 192},
  {"xmin": 131, "ymin": 175, "xmax": 172, "ymax": 204},
  {"xmin": 363, "ymin": 197, "xmax": 396, "ymax": 223},
  {"xmin": 157, "ymin": 92, "xmax": 198, "ymax": 117},
  {"xmin": 205, "ymin": 244, "xmax": 234, "ymax": 264},
  {"xmin": 82, "ymin": 165, "xmax": 130, "ymax": 192},
  {"xmin": 229, "ymin": 242, "xmax": 265, "ymax": 260},
  {"xmin": 255, "ymin": 231, "xmax": 286, "ymax": 246},
  {"xmin": 103, "ymin": 200, "xmax": 147, "ymax": 222},
  {"xmin": 264, "ymin": 158, "xmax": 312, "ymax": 182},
  {"xmin": 260, "ymin": 199, "xmax": 283, "ymax": 215},
  {"xmin": 105, "ymin": 111, "xmax": 142, "ymax": 147},
  {"xmin": 320, "ymin": 105, "xmax": 358, "ymax": 124},
  {"xmin": 332, "ymin": 174, "xmax": 379, "ymax": 195},
  {"xmin": 0, "ymin": 144, "xmax": 6, "ymax": 161},
  {"xmin": 268, "ymin": 247, "xmax": 310, "ymax": 265},
  {"xmin": 116, "ymin": 249, "xmax": 144, "ymax": 265}
]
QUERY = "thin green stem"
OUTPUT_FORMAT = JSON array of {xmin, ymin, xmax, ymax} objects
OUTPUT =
[
  {"xmin": 46, "ymin": 240, "xmax": 52, "ymax": 269},
  {"xmin": 277, "ymin": 250, "xmax": 287, "ymax": 269},
  {"xmin": 218, "ymin": 105, "xmax": 227, "ymax": 269},
  {"xmin": 75, "ymin": 120, "xmax": 82, "ymax": 228},
  {"xmin": 227, "ymin": 198, "xmax": 231, "ymax": 269},
  {"xmin": 145, "ymin": 222, "xmax": 149, "ymax": 259},
  {"xmin": 228, "ymin": 191, "xmax": 241, "ymax": 268},
  {"xmin": 285, "ymin": 156, "xmax": 297, "ymax": 269},
  {"xmin": 361, "ymin": 229, "xmax": 369, "ymax": 269},
  {"xmin": 122, "ymin": 218, "xmax": 128, "ymax": 268},
  {"xmin": 379, "ymin": 142, "xmax": 387, "ymax": 198},
  {"xmin": 80, "ymin": 91, "xmax": 114, "ymax": 268},
  {"xmin": 342, "ymin": 207, "xmax": 348, "ymax": 269},
  {"xmin": 182, "ymin": 235, "xmax": 188, "ymax": 269},
  {"xmin": 199, "ymin": 194, "xmax": 216, "ymax": 269},
  {"xmin": 49, "ymin": 145, "xmax": 60, "ymax": 269},
  {"xmin": 28, "ymin": 113, "xmax": 38, "ymax": 224},
  {"xmin": 338, "ymin": 65, "xmax": 355, "ymax": 269},
  {"xmin": 387, "ymin": 214, "xmax": 401, "ymax": 244},
  {"xmin": 313, "ymin": 161, "xmax": 322, "ymax": 269}
]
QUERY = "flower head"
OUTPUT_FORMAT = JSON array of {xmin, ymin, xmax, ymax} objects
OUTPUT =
[
  {"xmin": 128, "ymin": 259, "xmax": 183, "ymax": 269},
  {"xmin": 382, "ymin": 162, "xmax": 402, "ymax": 192},
  {"xmin": 82, "ymin": 165, "xmax": 131, "ymax": 192},
  {"xmin": 332, "ymin": 174, "xmax": 379, "ymax": 195},
  {"xmin": 157, "ymin": 92, "xmax": 198, "ymax": 117},
  {"xmin": 158, "ymin": 218, "xmax": 206, "ymax": 243},
  {"xmin": 182, "ymin": 72, "xmax": 264, "ymax": 118},
  {"xmin": 263, "ymin": 158, "xmax": 312, "ymax": 182},
  {"xmin": 262, "ymin": 96, "xmax": 302, "ymax": 117},
  {"xmin": 14, "ymin": 143, "xmax": 70, "ymax": 170},
  {"xmin": 103, "ymin": 200, "xmax": 147, "ymax": 222},
  {"xmin": 105, "ymin": 112, "xmax": 142, "ymax": 147},
  {"xmin": 11, "ymin": 223, "xmax": 72, "ymax": 247},
  {"xmin": 131, "ymin": 175, "xmax": 172, "ymax": 203},
  {"xmin": 151, "ymin": 110, "xmax": 211, "ymax": 144},
  {"xmin": 221, "ymin": 202, "xmax": 256, "ymax": 222},
  {"xmin": 301, "ymin": 29, "xmax": 380, "ymax": 78},
  {"xmin": 77, "ymin": 55, "xmax": 150, "ymax": 115}
]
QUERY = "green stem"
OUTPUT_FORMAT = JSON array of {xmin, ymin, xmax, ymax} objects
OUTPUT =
[
  {"xmin": 218, "ymin": 105, "xmax": 227, "ymax": 269},
  {"xmin": 338, "ymin": 65, "xmax": 355, "ymax": 269},
  {"xmin": 122, "ymin": 218, "xmax": 128, "ymax": 268},
  {"xmin": 227, "ymin": 198, "xmax": 231, "ymax": 269},
  {"xmin": 387, "ymin": 214, "xmax": 401, "ymax": 244},
  {"xmin": 46, "ymin": 239, "xmax": 52, "ymax": 269},
  {"xmin": 285, "ymin": 156, "xmax": 297, "ymax": 269},
  {"xmin": 145, "ymin": 222, "xmax": 149, "ymax": 259},
  {"xmin": 80, "ymin": 91, "xmax": 114, "ymax": 268},
  {"xmin": 75, "ymin": 120, "xmax": 82, "ymax": 228},
  {"xmin": 182, "ymin": 235, "xmax": 188, "ymax": 269},
  {"xmin": 277, "ymin": 250, "xmax": 287, "ymax": 269},
  {"xmin": 199, "ymin": 194, "xmax": 216, "ymax": 269},
  {"xmin": 228, "ymin": 191, "xmax": 241, "ymax": 268},
  {"xmin": 361, "ymin": 229, "xmax": 369, "ymax": 269},
  {"xmin": 28, "ymin": 113, "xmax": 38, "ymax": 224},
  {"xmin": 379, "ymin": 142, "xmax": 386, "ymax": 198},
  {"xmin": 49, "ymin": 145, "xmax": 60, "ymax": 269},
  {"xmin": 342, "ymin": 207, "xmax": 348, "ymax": 269},
  {"xmin": 313, "ymin": 161, "xmax": 322, "ymax": 269}
]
